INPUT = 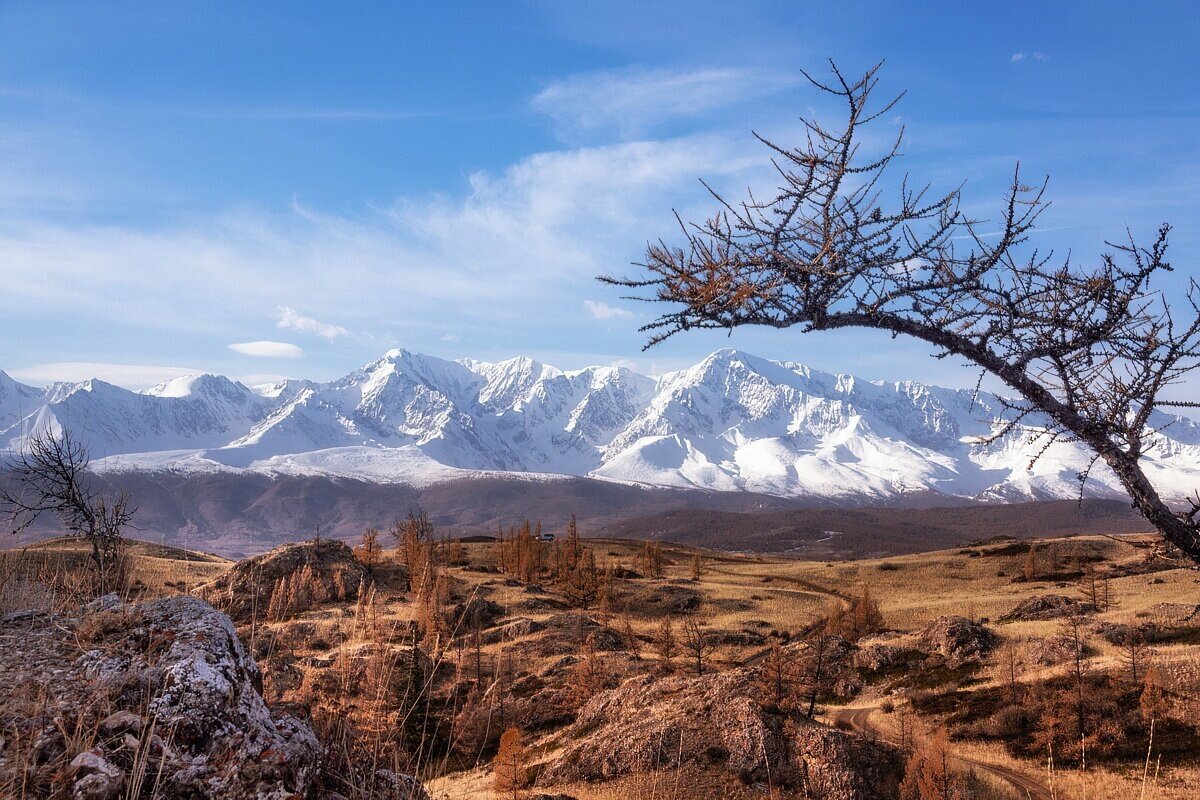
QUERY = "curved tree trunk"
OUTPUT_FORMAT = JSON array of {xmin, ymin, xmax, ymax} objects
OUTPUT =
[
  {"xmin": 853, "ymin": 317, "xmax": 1200, "ymax": 565},
  {"xmin": 1103, "ymin": 453, "xmax": 1200, "ymax": 561}
]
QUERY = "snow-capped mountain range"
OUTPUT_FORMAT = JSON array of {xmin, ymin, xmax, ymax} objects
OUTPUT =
[{"xmin": 2, "ymin": 348, "xmax": 1198, "ymax": 505}]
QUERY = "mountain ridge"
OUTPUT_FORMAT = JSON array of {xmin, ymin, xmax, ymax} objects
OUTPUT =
[{"xmin": 3, "ymin": 348, "xmax": 1198, "ymax": 506}]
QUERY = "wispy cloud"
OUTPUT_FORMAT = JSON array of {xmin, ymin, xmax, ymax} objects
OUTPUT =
[
  {"xmin": 228, "ymin": 341, "xmax": 304, "ymax": 359},
  {"xmin": 8, "ymin": 362, "xmax": 201, "ymax": 389},
  {"xmin": 533, "ymin": 66, "xmax": 798, "ymax": 138},
  {"xmin": 0, "ymin": 132, "xmax": 770, "ymax": 357},
  {"xmin": 1010, "ymin": 52, "xmax": 1048, "ymax": 63},
  {"xmin": 583, "ymin": 299, "xmax": 634, "ymax": 320},
  {"xmin": 440, "ymin": 334, "xmax": 461, "ymax": 342},
  {"xmin": 186, "ymin": 107, "xmax": 435, "ymax": 121},
  {"xmin": 277, "ymin": 306, "xmax": 351, "ymax": 340}
]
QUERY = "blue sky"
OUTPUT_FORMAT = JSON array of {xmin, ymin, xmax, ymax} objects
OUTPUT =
[{"xmin": 1, "ymin": 1, "xmax": 1197, "ymax": 403}]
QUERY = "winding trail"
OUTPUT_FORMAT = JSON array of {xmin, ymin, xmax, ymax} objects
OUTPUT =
[
  {"xmin": 705, "ymin": 564, "xmax": 852, "ymax": 603},
  {"xmin": 705, "ymin": 564, "xmax": 852, "ymax": 667},
  {"xmin": 828, "ymin": 705, "xmax": 1052, "ymax": 800}
]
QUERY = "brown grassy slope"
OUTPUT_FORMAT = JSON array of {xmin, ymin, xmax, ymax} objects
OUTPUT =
[{"xmin": 6, "ymin": 531, "xmax": 1196, "ymax": 799}]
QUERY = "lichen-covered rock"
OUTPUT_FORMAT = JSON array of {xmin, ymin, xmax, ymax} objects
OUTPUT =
[
  {"xmin": 77, "ymin": 595, "xmax": 321, "ymax": 798},
  {"xmin": 915, "ymin": 616, "xmax": 997, "ymax": 667},
  {"xmin": 538, "ymin": 671, "xmax": 787, "ymax": 784},
  {"xmin": 791, "ymin": 722, "xmax": 903, "ymax": 799},
  {"xmin": 202, "ymin": 538, "xmax": 366, "ymax": 619},
  {"xmin": 536, "ymin": 668, "xmax": 901, "ymax": 799},
  {"xmin": 0, "ymin": 594, "xmax": 432, "ymax": 800},
  {"xmin": 370, "ymin": 768, "xmax": 433, "ymax": 800},
  {"xmin": 1000, "ymin": 594, "xmax": 1095, "ymax": 622}
]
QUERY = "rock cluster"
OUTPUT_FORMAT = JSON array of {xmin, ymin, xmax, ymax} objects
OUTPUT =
[
  {"xmin": 536, "ymin": 668, "xmax": 901, "ymax": 799},
  {"xmin": 202, "ymin": 538, "xmax": 366, "ymax": 619},
  {"xmin": 1000, "ymin": 594, "xmax": 1095, "ymax": 622},
  {"xmin": 914, "ymin": 616, "xmax": 998, "ymax": 667},
  {"xmin": 1026, "ymin": 633, "xmax": 1086, "ymax": 666},
  {"xmin": 0, "ymin": 594, "xmax": 429, "ymax": 800}
]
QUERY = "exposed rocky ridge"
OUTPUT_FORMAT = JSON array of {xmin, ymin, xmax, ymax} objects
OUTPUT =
[
  {"xmin": 914, "ymin": 616, "xmax": 998, "ymax": 667},
  {"xmin": 0, "ymin": 595, "xmax": 428, "ymax": 799},
  {"xmin": 535, "ymin": 668, "xmax": 902, "ymax": 799}
]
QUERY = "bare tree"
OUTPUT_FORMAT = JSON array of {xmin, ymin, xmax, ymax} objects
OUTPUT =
[
  {"xmin": 797, "ymin": 621, "xmax": 844, "ymax": 718},
  {"xmin": 753, "ymin": 641, "xmax": 799, "ymax": 710},
  {"xmin": 681, "ymin": 618, "xmax": 714, "ymax": 675},
  {"xmin": 604, "ymin": 61, "xmax": 1200, "ymax": 562},
  {"xmin": 0, "ymin": 429, "xmax": 134, "ymax": 592}
]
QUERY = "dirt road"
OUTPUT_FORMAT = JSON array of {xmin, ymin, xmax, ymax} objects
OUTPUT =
[{"xmin": 828, "ymin": 705, "xmax": 1052, "ymax": 800}]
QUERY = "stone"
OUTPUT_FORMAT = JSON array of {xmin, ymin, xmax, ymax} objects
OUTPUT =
[
  {"xmin": 99, "ymin": 710, "xmax": 143, "ymax": 735},
  {"xmin": 1000, "ymin": 595, "xmax": 1095, "ymax": 622},
  {"xmin": 915, "ymin": 616, "xmax": 997, "ymax": 667},
  {"xmin": 536, "ymin": 668, "xmax": 901, "ymax": 799},
  {"xmin": 69, "ymin": 750, "xmax": 125, "ymax": 800}
]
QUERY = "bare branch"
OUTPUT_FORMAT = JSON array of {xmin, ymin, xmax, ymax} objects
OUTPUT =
[{"xmin": 604, "ymin": 63, "xmax": 1200, "ymax": 562}]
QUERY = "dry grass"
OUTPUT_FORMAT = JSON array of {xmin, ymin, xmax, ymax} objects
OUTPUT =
[
  {"xmin": 4, "ymin": 529, "xmax": 1198, "ymax": 799},
  {"xmin": 953, "ymin": 739, "xmax": 1199, "ymax": 799}
]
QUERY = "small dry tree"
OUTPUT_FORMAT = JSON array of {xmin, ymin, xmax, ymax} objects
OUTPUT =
[
  {"xmin": 681, "ymin": 617, "xmax": 714, "ymax": 675},
  {"xmin": 604, "ymin": 61, "xmax": 1200, "ymax": 563},
  {"xmin": 0, "ymin": 428, "xmax": 134, "ymax": 593},
  {"xmin": 493, "ymin": 726, "xmax": 526, "ymax": 800}
]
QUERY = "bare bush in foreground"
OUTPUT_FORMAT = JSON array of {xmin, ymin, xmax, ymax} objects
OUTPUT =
[{"xmin": 1, "ymin": 429, "xmax": 133, "ymax": 593}]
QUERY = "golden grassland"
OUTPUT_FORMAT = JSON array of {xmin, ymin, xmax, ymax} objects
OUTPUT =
[{"xmin": 4, "ymin": 530, "xmax": 1198, "ymax": 799}]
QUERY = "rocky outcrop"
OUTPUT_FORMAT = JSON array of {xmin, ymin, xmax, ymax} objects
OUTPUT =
[
  {"xmin": 203, "ymin": 538, "xmax": 366, "ymax": 619},
  {"xmin": 853, "ymin": 643, "xmax": 908, "ymax": 673},
  {"xmin": 915, "ymin": 616, "xmax": 997, "ymax": 667},
  {"xmin": 1027, "ymin": 633, "xmax": 1087, "ymax": 666},
  {"xmin": 0, "ymin": 594, "xmax": 429, "ymax": 800},
  {"xmin": 78, "ymin": 595, "xmax": 320, "ymax": 798},
  {"xmin": 1000, "ymin": 594, "xmax": 1095, "ymax": 622},
  {"xmin": 625, "ymin": 581, "xmax": 702, "ymax": 613},
  {"xmin": 449, "ymin": 597, "xmax": 505, "ymax": 628},
  {"xmin": 536, "ymin": 668, "xmax": 901, "ymax": 799}
]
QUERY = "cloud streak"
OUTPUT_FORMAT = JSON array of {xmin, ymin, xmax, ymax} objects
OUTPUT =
[
  {"xmin": 228, "ymin": 341, "xmax": 304, "ymax": 359},
  {"xmin": 583, "ymin": 299, "xmax": 633, "ymax": 320},
  {"xmin": 277, "ymin": 307, "xmax": 351, "ymax": 340},
  {"xmin": 532, "ymin": 66, "xmax": 798, "ymax": 138}
]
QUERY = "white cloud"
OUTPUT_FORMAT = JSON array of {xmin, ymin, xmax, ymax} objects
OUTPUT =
[
  {"xmin": 228, "ymin": 341, "xmax": 304, "ymax": 359},
  {"xmin": 440, "ymin": 334, "xmax": 461, "ymax": 342},
  {"xmin": 533, "ymin": 66, "xmax": 798, "ymax": 138},
  {"xmin": 583, "ymin": 299, "xmax": 634, "ymax": 320},
  {"xmin": 8, "ymin": 362, "xmax": 202, "ymax": 390},
  {"xmin": 0, "ymin": 132, "xmax": 771, "ymax": 358},
  {"xmin": 1010, "ymin": 52, "xmax": 1047, "ymax": 63},
  {"xmin": 276, "ymin": 306, "xmax": 351, "ymax": 339}
]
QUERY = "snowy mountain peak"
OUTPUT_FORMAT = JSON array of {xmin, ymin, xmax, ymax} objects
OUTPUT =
[
  {"xmin": 145, "ymin": 373, "xmax": 251, "ymax": 399},
  {"xmin": 1, "ymin": 349, "xmax": 1196, "ymax": 504}
]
